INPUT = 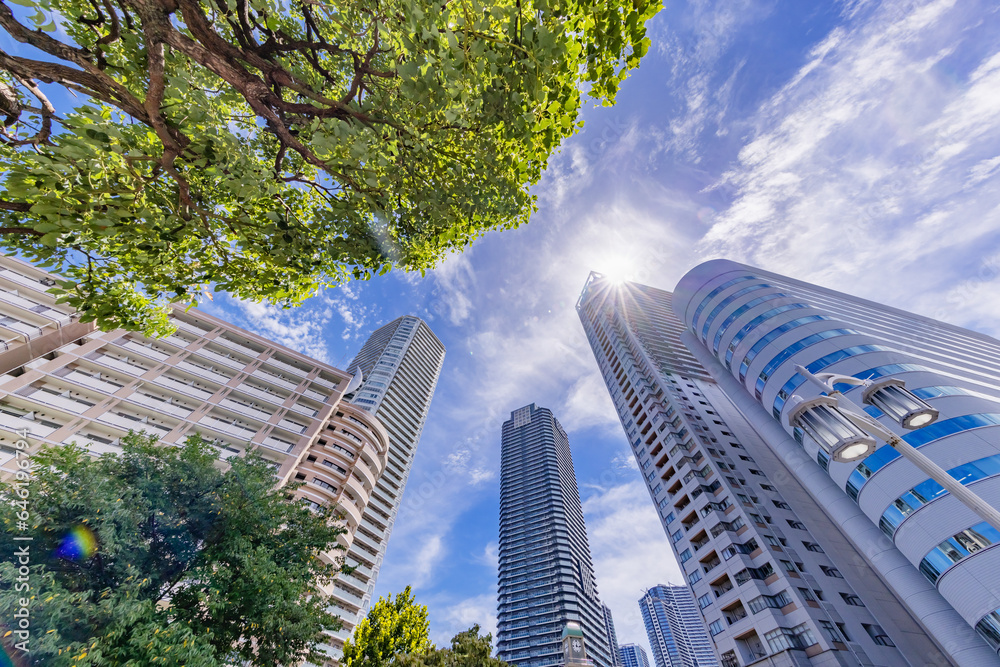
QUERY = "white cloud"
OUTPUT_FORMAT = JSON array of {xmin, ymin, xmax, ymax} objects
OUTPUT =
[
  {"xmin": 583, "ymin": 481, "xmax": 684, "ymax": 654},
  {"xmin": 431, "ymin": 593, "xmax": 499, "ymax": 647},
  {"xmin": 225, "ymin": 298, "xmax": 333, "ymax": 363},
  {"xmin": 697, "ymin": 0, "xmax": 1000, "ymax": 335}
]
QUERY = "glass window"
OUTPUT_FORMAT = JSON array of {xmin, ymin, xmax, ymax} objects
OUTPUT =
[
  {"xmin": 976, "ymin": 608, "xmax": 1000, "ymax": 651},
  {"xmin": 709, "ymin": 620, "xmax": 725, "ymax": 636}
]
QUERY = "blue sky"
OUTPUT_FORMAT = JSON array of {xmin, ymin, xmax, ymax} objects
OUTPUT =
[{"xmin": 197, "ymin": 0, "xmax": 1000, "ymax": 656}]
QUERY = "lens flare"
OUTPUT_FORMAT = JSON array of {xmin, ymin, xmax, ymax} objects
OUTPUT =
[
  {"xmin": 0, "ymin": 638, "xmax": 29, "ymax": 667},
  {"xmin": 55, "ymin": 525, "xmax": 98, "ymax": 562}
]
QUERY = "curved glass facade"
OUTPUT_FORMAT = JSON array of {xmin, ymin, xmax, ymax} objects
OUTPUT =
[
  {"xmin": 845, "ymin": 414, "xmax": 1000, "ymax": 500},
  {"xmin": 700, "ymin": 283, "xmax": 774, "ymax": 339},
  {"xmin": 711, "ymin": 292, "xmax": 789, "ymax": 353},
  {"xmin": 977, "ymin": 608, "xmax": 1000, "ymax": 654},
  {"xmin": 735, "ymin": 313, "xmax": 826, "ymax": 380},
  {"xmin": 771, "ymin": 345, "xmax": 893, "ymax": 419},
  {"xmin": 669, "ymin": 259, "xmax": 1000, "ymax": 661},
  {"xmin": 754, "ymin": 329, "xmax": 860, "ymax": 399},
  {"xmin": 691, "ymin": 275, "xmax": 756, "ymax": 331},
  {"xmin": 918, "ymin": 521, "xmax": 1000, "ymax": 585},
  {"xmin": 879, "ymin": 452, "xmax": 1000, "ymax": 538}
]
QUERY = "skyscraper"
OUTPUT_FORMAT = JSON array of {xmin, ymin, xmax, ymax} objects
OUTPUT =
[
  {"xmin": 620, "ymin": 643, "xmax": 652, "ymax": 667},
  {"xmin": 603, "ymin": 604, "xmax": 622, "ymax": 666},
  {"xmin": 0, "ymin": 256, "xmax": 391, "ymax": 665},
  {"xmin": 578, "ymin": 263, "xmax": 1000, "ymax": 666},
  {"xmin": 639, "ymin": 585, "xmax": 719, "ymax": 667},
  {"xmin": 497, "ymin": 403, "xmax": 614, "ymax": 667},
  {"xmin": 337, "ymin": 316, "xmax": 445, "ymax": 631}
]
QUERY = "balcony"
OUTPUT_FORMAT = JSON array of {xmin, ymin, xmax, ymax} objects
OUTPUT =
[
  {"xmin": 151, "ymin": 374, "xmax": 214, "ymax": 400},
  {"xmin": 237, "ymin": 383, "xmax": 288, "ymax": 405},
  {"xmin": 261, "ymin": 435, "xmax": 295, "ymax": 452},
  {"xmin": 264, "ymin": 357, "xmax": 309, "ymax": 378},
  {"xmin": 120, "ymin": 340, "xmax": 171, "ymax": 362},
  {"xmin": 170, "ymin": 318, "xmax": 213, "ymax": 336},
  {"xmin": 288, "ymin": 402, "xmax": 318, "ymax": 417},
  {"xmin": 212, "ymin": 335, "xmax": 261, "ymax": 359},
  {"xmin": 0, "ymin": 409, "xmax": 59, "ymax": 437},
  {"xmin": 26, "ymin": 388, "xmax": 95, "ymax": 415},
  {"xmin": 304, "ymin": 388, "xmax": 327, "ymax": 402},
  {"xmin": 277, "ymin": 418, "xmax": 307, "ymax": 434},
  {"xmin": 63, "ymin": 370, "xmax": 124, "ymax": 395},
  {"xmin": 194, "ymin": 346, "xmax": 248, "ymax": 370},
  {"xmin": 331, "ymin": 585, "xmax": 364, "ymax": 610},
  {"xmin": 219, "ymin": 398, "xmax": 272, "ymax": 421},
  {"xmin": 253, "ymin": 370, "xmax": 299, "ymax": 391},
  {"xmin": 197, "ymin": 415, "xmax": 257, "ymax": 439},
  {"xmin": 127, "ymin": 392, "xmax": 193, "ymax": 418},
  {"xmin": 723, "ymin": 601, "xmax": 749, "ymax": 626},
  {"xmin": 93, "ymin": 354, "xmax": 150, "ymax": 377},
  {"xmin": 177, "ymin": 361, "xmax": 232, "ymax": 384},
  {"xmin": 98, "ymin": 410, "xmax": 172, "ymax": 435}
]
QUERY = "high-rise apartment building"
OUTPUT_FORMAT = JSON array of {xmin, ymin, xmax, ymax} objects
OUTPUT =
[
  {"xmin": 497, "ymin": 403, "xmax": 614, "ymax": 667},
  {"xmin": 604, "ymin": 604, "xmax": 623, "ymax": 666},
  {"xmin": 639, "ymin": 585, "xmax": 719, "ymax": 667},
  {"xmin": 0, "ymin": 256, "xmax": 391, "ymax": 664},
  {"xmin": 578, "ymin": 263, "xmax": 1000, "ymax": 666},
  {"xmin": 620, "ymin": 643, "xmax": 653, "ymax": 667},
  {"xmin": 338, "ymin": 316, "xmax": 445, "ymax": 625}
]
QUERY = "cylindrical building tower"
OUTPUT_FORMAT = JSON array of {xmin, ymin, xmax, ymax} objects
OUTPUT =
[{"xmin": 672, "ymin": 259, "xmax": 1000, "ymax": 663}]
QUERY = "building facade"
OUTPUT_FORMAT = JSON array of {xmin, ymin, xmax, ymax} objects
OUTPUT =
[
  {"xmin": 639, "ymin": 585, "xmax": 720, "ymax": 667},
  {"xmin": 0, "ymin": 256, "xmax": 391, "ymax": 664},
  {"xmin": 669, "ymin": 259, "xmax": 1000, "ymax": 665},
  {"xmin": 621, "ymin": 643, "xmax": 653, "ymax": 667},
  {"xmin": 338, "ymin": 316, "xmax": 445, "ymax": 627},
  {"xmin": 604, "ymin": 604, "xmax": 623, "ymax": 666},
  {"xmin": 497, "ymin": 403, "xmax": 614, "ymax": 667},
  {"xmin": 577, "ymin": 273, "xmax": 942, "ymax": 667}
]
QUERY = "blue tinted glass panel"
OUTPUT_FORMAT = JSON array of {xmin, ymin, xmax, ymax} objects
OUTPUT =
[
  {"xmin": 726, "ymin": 305, "xmax": 814, "ymax": 369},
  {"xmin": 755, "ymin": 329, "xmax": 861, "ymax": 398},
  {"xmin": 919, "ymin": 549, "xmax": 952, "ymax": 584},
  {"xmin": 738, "ymin": 314, "xmax": 827, "ymax": 381},
  {"xmin": 692, "ymin": 276, "xmax": 756, "ymax": 332},
  {"xmin": 816, "ymin": 449, "xmax": 829, "ymax": 471},
  {"xmin": 976, "ymin": 609, "xmax": 1000, "ymax": 650},
  {"xmin": 771, "ymin": 345, "xmax": 891, "ymax": 418},
  {"xmin": 712, "ymin": 293, "xmax": 788, "ymax": 353},
  {"xmin": 849, "ymin": 415, "xmax": 1000, "ymax": 501},
  {"xmin": 913, "ymin": 386, "xmax": 974, "ymax": 399},
  {"xmin": 701, "ymin": 284, "xmax": 774, "ymax": 339}
]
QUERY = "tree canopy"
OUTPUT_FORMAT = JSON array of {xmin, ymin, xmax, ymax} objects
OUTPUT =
[
  {"xmin": 0, "ymin": 432, "xmax": 349, "ymax": 666},
  {"xmin": 0, "ymin": 0, "xmax": 660, "ymax": 335},
  {"xmin": 397, "ymin": 626, "xmax": 510, "ymax": 667},
  {"xmin": 342, "ymin": 585, "xmax": 433, "ymax": 667}
]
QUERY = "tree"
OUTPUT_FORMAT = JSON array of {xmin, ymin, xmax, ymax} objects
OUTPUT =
[
  {"xmin": 0, "ymin": 432, "xmax": 349, "ymax": 666},
  {"xmin": 0, "ymin": 0, "xmax": 661, "ymax": 335},
  {"xmin": 397, "ymin": 626, "xmax": 510, "ymax": 667},
  {"xmin": 342, "ymin": 585, "xmax": 433, "ymax": 667}
]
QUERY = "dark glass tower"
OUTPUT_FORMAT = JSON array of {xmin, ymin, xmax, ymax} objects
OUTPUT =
[{"xmin": 497, "ymin": 403, "xmax": 613, "ymax": 667}]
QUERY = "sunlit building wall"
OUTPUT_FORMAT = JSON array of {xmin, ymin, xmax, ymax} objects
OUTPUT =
[
  {"xmin": 0, "ymin": 256, "xmax": 390, "ymax": 664},
  {"xmin": 671, "ymin": 259, "xmax": 1000, "ymax": 664},
  {"xmin": 578, "ymin": 274, "xmax": 928, "ymax": 667},
  {"xmin": 340, "ymin": 315, "xmax": 446, "ymax": 623}
]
